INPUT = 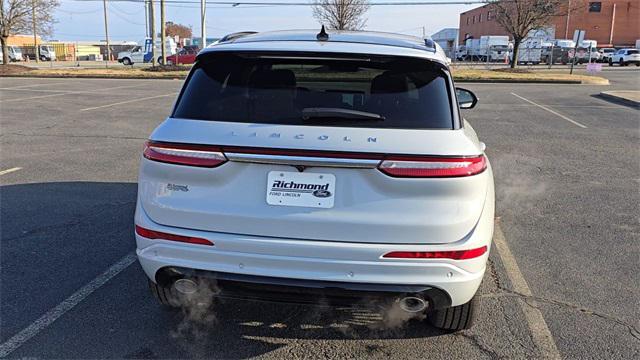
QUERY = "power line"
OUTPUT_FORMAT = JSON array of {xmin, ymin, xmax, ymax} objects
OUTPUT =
[{"xmin": 69, "ymin": 0, "xmax": 495, "ymax": 6}]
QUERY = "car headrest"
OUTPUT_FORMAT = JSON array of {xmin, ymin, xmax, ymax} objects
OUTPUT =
[
  {"xmin": 249, "ymin": 69, "xmax": 296, "ymax": 89},
  {"xmin": 370, "ymin": 72, "xmax": 409, "ymax": 94}
]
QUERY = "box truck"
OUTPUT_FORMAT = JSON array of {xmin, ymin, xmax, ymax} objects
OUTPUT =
[{"xmin": 465, "ymin": 36, "xmax": 510, "ymax": 61}]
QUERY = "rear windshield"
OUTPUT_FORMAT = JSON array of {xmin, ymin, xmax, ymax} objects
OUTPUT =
[{"xmin": 173, "ymin": 52, "xmax": 454, "ymax": 129}]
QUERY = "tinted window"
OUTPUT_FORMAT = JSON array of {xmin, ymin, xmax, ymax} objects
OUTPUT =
[
  {"xmin": 173, "ymin": 53, "xmax": 453, "ymax": 129},
  {"xmin": 628, "ymin": 50, "xmax": 639, "ymax": 55}
]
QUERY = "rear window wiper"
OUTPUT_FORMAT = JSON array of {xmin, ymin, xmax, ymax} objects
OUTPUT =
[{"xmin": 302, "ymin": 107, "xmax": 385, "ymax": 122}]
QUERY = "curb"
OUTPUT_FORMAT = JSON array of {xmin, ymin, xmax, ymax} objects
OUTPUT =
[
  {"xmin": 0, "ymin": 74, "xmax": 186, "ymax": 80},
  {"xmin": 454, "ymin": 79, "xmax": 581, "ymax": 84},
  {"xmin": 598, "ymin": 92, "xmax": 640, "ymax": 108},
  {"xmin": 2, "ymin": 73, "xmax": 608, "ymax": 85}
]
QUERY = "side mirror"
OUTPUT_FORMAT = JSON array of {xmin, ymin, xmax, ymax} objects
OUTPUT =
[{"xmin": 456, "ymin": 87, "xmax": 478, "ymax": 109}]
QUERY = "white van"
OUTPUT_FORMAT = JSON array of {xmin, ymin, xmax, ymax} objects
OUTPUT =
[
  {"xmin": 39, "ymin": 45, "xmax": 56, "ymax": 61},
  {"xmin": 117, "ymin": 38, "xmax": 176, "ymax": 65},
  {"xmin": 7, "ymin": 46, "xmax": 23, "ymax": 62}
]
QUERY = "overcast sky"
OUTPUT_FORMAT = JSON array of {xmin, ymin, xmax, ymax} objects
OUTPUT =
[{"xmin": 52, "ymin": 0, "xmax": 476, "ymax": 42}]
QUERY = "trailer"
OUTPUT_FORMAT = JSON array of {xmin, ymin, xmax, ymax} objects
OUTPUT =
[{"xmin": 515, "ymin": 38, "xmax": 543, "ymax": 64}]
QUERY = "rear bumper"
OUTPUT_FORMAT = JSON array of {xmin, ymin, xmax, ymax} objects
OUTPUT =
[
  {"xmin": 156, "ymin": 267, "xmax": 452, "ymax": 309},
  {"xmin": 135, "ymin": 183, "xmax": 494, "ymax": 307}
]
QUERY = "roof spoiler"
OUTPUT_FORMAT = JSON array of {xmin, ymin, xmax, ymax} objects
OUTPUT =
[{"xmin": 218, "ymin": 31, "xmax": 258, "ymax": 43}]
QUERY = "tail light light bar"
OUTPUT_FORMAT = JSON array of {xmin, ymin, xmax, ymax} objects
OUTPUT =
[
  {"xmin": 143, "ymin": 141, "xmax": 227, "ymax": 168},
  {"xmin": 135, "ymin": 225, "xmax": 214, "ymax": 246},
  {"xmin": 383, "ymin": 246, "xmax": 487, "ymax": 260},
  {"xmin": 377, "ymin": 155, "xmax": 486, "ymax": 178},
  {"xmin": 143, "ymin": 141, "xmax": 486, "ymax": 178}
]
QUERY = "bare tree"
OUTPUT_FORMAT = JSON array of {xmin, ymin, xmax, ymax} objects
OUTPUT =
[
  {"xmin": 490, "ymin": 0, "xmax": 582, "ymax": 68},
  {"xmin": 312, "ymin": 0, "xmax": 370, "ymax": 31},
  {"xmin": 0, "ymin": 0, "xmax": 58, "ymax": 64}
]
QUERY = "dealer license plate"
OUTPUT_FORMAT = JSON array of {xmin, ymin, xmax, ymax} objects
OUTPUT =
[{"xmin": 266, "ymin": 171, "xmax": 336, "ymax": 208}]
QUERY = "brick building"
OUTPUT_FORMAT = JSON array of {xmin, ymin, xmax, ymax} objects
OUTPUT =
[{"xmin": 459, "ymin": 0, "xmax": 640, "ymax": 47}]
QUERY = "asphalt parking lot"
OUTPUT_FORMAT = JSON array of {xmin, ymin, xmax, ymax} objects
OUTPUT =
[{"xmin": 1, "ymin": 70, "xmax": 639, "ymax": 359}]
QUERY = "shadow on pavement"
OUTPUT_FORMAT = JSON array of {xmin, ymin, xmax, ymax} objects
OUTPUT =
[{"xmin": 1, "ymin": 182, "xmax": 447, "ymax": 359}]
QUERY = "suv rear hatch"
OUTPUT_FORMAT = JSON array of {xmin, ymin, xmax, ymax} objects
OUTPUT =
[{"xmin": 139, "ymin": 52, "xmax": 489, "ymax": 244}]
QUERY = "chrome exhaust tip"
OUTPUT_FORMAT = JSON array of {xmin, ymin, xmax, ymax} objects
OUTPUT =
[
  {"xmin": 399, "ymin": 296, "xmax": 428, "ymax": 313},
  {"xmin": 173, "ymin": 278, "xmax": 198, "ymax": 295}
]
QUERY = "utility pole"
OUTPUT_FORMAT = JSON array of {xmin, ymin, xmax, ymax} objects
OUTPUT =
[
  {"xmin": 144, "ymin": 0, "xmax": 148, "ymax": 37},
  {"xmin": 200, "ymin": 0, "xmax": 206, "ymax": 48},
  {"xmin": 564, "ymin": 0, "xmax": 571, "ymax": 39},
  {"xmin": 32, "ymin": 0, "xmax": 39, "ymax": 63},
  {"xmin": 102, "ymin": 0, "xmax": 111, "ymax": 66},
  {"xmin": 160, "ymin": 0, "xmax": 166, "ymax": 65},
  {"xmin": 150, "ymin": 0, "xmax": 157, "ymax": 67}
]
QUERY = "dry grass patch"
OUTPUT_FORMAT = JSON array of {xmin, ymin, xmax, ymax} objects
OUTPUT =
[
  {"xmin": 1, "ymin": 66, "xmax": 189, "ymax": 79},
  {"xmin": 452, "ymin": 68, "xmax": 608, "ymax": 85}
]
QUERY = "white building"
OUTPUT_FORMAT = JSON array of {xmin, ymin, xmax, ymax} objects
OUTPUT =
[{"xmin": 431, "ymin": 28, "xmax": 459, "ymax": 58}]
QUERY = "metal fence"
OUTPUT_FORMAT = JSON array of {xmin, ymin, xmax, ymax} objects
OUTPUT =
[{"xmin": 445, "ymin": 44, "xmax": 604, "ymax": 69}]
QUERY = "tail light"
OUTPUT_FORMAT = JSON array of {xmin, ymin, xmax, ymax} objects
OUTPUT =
[
  {"xmin": 135, "ymin": 225, "xmax": 214, "ymax": 246},
  {"xmin": 378, "ymin": 155, "xmax": 486, "ymax": 178},
  {"xmin": 383, "ymin": 246, "xmax": 487, "ymax": 260},
  {"xmin": 143, "ymin": 141, "xmax": 485, "ymax": 178},
  {"xmin": 143, "ymin": 141, "xmax": 227, "ymax": 167}
]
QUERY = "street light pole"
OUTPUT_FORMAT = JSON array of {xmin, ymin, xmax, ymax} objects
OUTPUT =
[
  {"xmin": 102, "ymin": 0, "xmax": 111, "ymax": 66},
  {"xmin": 200, "ymin": 0, "xmax": 206, "ymax": 48},
  {"xmin": 160, "ymin": 0, "xmax": 166, "ymax": 65}
]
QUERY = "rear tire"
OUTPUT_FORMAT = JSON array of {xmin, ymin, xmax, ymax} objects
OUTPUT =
[
  {"xmin": 148, "ymin": 279, "xmax": 181, "ymax": 308},
  {"xmin": 122, "ymin": 57, "xmax": 132, "ymax": 66},
  {"xmin": 428, "ymin": 294, "xmax": 479, "ymax": 331}
]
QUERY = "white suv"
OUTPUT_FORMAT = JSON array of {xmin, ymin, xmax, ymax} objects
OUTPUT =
[
  {"xmin": 609, "ymin": 48, "xmax": 640, "ymax": 66},
  {"xmin": 135, "ymin": 29, "xmax": 495, "ymax": 331}
]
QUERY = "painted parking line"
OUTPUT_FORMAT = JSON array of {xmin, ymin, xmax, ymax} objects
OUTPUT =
[
  {"xmin": 79, "ymin": 93, "xmax": 177, "ymax": 112},
  {"xmin": 511, "ymin": 93, "xmax": 588, "ymax": 129},
  {"xmin": 0, "ymin": 83, "xmax": 153, "ymax": 95},
  {"xmin": 0, "ymin": 82, "xmax": 65, "ymax": 90},
  {"xmin": 0, "ymin": 252, "xmax": 137, "ymax": 358},
  {"xmin": 0, "ymin": 93, "xmax": 69, "ymax": 103},
  {"xmin": 0, "ymin": 167, "xmax": 22, "ymax": 176},
  {"xmin": 493, "ymin": 222, "xmax": 561, "ymax": 359}
]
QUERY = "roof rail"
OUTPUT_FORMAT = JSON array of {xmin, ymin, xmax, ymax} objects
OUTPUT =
[{"xmin": 218, "ymin": 31, "xmax": 258, "ymax": 43}]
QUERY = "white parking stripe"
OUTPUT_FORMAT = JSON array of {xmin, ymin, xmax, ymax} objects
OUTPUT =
[
  {"xmin": 493, "ymin": 223, "xmax": 561, "ymax": 359},
  {"xmin": 79, "ymin": 93, "xmax": 177, "ymax": 112},
  {"xmin": 0, "ymin": 167, "xmax": 22, "ymax": 176},
  {"xmin": 0, "ymin": 83, "xmax": 151, "ymax": 94},
  {"xmin": 0, "ymin": 82, "xmax": 64, "ymax": 90},
  {"xmin": 511, "ymin": 93, "xmax": 588, "ymax": 128},
  {"xmin": 0, "ymin": 252, "xmax": 137, "ymax": 358},
  {"xmin": 0, "ymin": 93, "xmax": 68, "ymax": 103}
]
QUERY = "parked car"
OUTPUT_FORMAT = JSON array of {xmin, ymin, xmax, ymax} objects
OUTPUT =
[
  {"xmin": 136, "ymin": 29, "xmax": 494, "ymax": 331},
  {"xmin": 599, "ymin": 48, "xmax": 616, "ymax": 63},
  {"xmin": 165, "ymin": 47, "xmax": 199, "ymax": 65},
  {"xmin": 609, "ymin": 48, "xmax": 640, "ymax": 66}
]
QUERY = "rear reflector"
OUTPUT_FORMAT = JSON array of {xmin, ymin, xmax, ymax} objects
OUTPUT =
[
  {"xmin": 135, "ymin": 225, "xmax": 214, "ymax": 246},
  {"xmin": 143, "ymin": 141, "xmax": 227, "ymax": 167},
  {"xmin": 378, "ymin": 155, "xmax": 486, "ymax": 178},
  {"xmin": 383, "ymin": 246, "xmax": 487, "ymax": 260}
]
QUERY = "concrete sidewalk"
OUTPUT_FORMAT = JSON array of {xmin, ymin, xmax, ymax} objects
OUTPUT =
[{"xmin": 599, "ymin": 91, "xmax": 640, "ymax": 108}]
